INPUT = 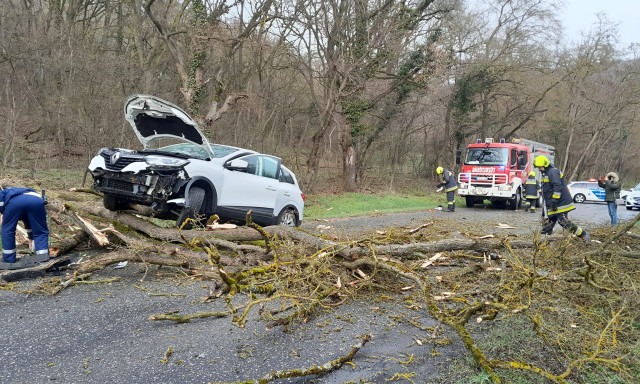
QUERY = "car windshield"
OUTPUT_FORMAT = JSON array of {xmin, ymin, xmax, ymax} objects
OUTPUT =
[
  {"xmin": 465, "ymin": 148, "xmax": 509, "ymax": 166},
  {"xmin": 147, "ymin": 143, "xmax": 239, "ymax": 160},
  {"xmin": 209, "ymin": 144, "xmax": 240, "ymax": 158},
  {"xmin": 634, "ymin": 183, "xmax": 640, "ymax": 191}
]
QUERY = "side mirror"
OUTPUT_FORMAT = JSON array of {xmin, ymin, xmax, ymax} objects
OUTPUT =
[
  {"xmin": 456, "ymin": 150, "xmax": 462, "ymax": 165},
  {"xmin": 226, "ymin": 159, "xmax": 248, "ymax": 171}
]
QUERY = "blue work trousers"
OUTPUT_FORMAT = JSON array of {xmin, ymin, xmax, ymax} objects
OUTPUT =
[
  {"xmin": 607, "ymin": 201, "xmax": 618, "ymax": 226},
  {"xmin": 1, "ymin": 194, "xmax": 49, "ymax": 263}
]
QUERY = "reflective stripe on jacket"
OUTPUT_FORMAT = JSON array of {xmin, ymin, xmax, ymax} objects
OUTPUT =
[
  {"xmin": 541, "ymin": 167, "xmax": 575, "ymax": 216},
  {"xmin": 524, "ymin": 177, "xmax": 539, "ymax": 199}
]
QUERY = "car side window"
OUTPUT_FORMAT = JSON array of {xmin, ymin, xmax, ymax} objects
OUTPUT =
[
  {"xmin": 241, "ymin": 155, "xmax": 279, "ymax": 179},
  {"xmin": 279, "ymin": 169, "xmax": 294, "ymax": 184}
]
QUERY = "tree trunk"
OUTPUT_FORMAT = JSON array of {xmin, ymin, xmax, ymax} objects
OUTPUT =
[{"xmin": 340, "ymin": 114, "xmax": 358, "ymax": 191}]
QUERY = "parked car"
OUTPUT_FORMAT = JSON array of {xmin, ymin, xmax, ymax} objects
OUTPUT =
[
  {"xmin": 625, "ymin": 183, "xmax": 640, "ymax": 211},
  {"xmin": 567, "ymin": 180, "xmax": 606, "ymax": 203},
  {"xmin": 567, "ymin": 179, "xmax": 628, "ymax": 206},
  {"xmin": 87, "ymin": 95, "xmax": 305, "ymax": 228}
]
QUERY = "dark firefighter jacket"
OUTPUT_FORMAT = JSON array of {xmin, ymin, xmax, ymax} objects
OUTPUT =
[
  {"xmin": 524, "ymin": 176, "xmax": 539, "ymax": 199},
  {"xmin": 0, "ymin": 188, "xmax": 36, "ymax": 215},
  {"xmin": 439, "ymin": 169, "xmax": 458, "ymax": 192},
  {"xmin": 540, "ymin": 166, "xmax": 575, "ymax": 216}
]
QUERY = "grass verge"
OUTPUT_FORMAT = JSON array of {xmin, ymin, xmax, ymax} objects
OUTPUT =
[{"xmin": 303, "ymin": 192, "xmax": 464, "ymax": 220}]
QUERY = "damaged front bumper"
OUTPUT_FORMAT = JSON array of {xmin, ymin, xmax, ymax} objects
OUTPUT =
[{"xmin": 88, "ymin": 152, "xmax": 189, "ymax": 208}]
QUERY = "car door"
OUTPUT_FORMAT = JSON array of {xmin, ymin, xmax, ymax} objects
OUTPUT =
[{"xmin": 218, "ymin": 154, "xmax": 281, "ymax": 220}]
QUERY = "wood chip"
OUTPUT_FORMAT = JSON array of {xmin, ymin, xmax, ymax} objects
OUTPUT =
[
  {"xmin": 205, "ymin": 223, "xmax": 237, "ymax": 230},
  {"xmin": 420, "ymin": 253, "xmax": 444, "ymax": 268},
  {"xmin": 408, "ymin": 222, "xmax": 433, "ymax": 234},
  {"xmin": 401, "ymin": 285, "xmax": 414, "ymax": 291}
]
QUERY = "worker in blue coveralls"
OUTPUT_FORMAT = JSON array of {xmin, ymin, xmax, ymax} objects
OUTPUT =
[{"xmin": 0, "ymin": 187, "xmax": 50, "ymax": 269}]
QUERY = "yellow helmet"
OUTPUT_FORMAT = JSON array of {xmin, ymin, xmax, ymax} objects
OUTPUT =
[
  {"xmin": 436, "ymin": 167, "xmax": 444, "ymax": 174},
  {"xmin": 529, "ymin": 171, "xmax": 536, "ymax": 177},
  {"xmin": 533, "ymin": 155, "xmax": 549, "ymax": 168}
]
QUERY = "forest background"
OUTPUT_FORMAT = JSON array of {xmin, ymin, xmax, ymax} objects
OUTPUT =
[{"xmin": 1, "ymin": 0, "xmax": 639, "ymax": 194}]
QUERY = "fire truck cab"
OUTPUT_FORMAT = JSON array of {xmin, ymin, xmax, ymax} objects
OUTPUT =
[{"xmin": 457, "ymin": 138, "xmax": 555, "ymax": 209}]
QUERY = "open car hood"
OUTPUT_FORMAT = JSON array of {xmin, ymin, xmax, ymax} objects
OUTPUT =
[{"xmin": 124, "ymin": 95, "xmax": 213, "ymax": 158}]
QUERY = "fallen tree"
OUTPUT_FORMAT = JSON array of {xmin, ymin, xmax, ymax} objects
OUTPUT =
[{"xmin": 3, "ymin": 187, "xmax": 640, "ymax": 384}]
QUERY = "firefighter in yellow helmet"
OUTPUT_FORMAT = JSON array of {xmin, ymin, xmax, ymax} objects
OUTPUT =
[
  {"xmin": 534, "ymin": 155, "xmax": 590, "ymax": 243},
  {"xmin": 436, "ymin": 166, "xmax": 458, "ymax": 212},
  {"xmin": 523, "ymin": 171, "xmax": 540, "ymax": 213}
]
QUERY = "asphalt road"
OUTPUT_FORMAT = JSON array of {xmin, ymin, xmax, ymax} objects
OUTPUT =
[
  {"xmin": 301, "ymin": 200, "xmax": 639, "ymax": 237},
  {"xmin": 1, "ymin": 201, "xmax": 637, "ymax": 384}
]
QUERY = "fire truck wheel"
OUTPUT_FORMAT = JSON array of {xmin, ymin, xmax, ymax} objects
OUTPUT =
[
  {"xmin": 465, "ymin": 197, "xmax": 476, "ymax": 208},
  {"xmin": 509, "ymin": 189, "xmax": 521, "ymax": 210}
]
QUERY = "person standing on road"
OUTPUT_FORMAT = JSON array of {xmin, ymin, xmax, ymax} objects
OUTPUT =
[
  {"xmin": 524, "ymin": 171, "xmax": 540, "ymax": 213},
  {"xmin": 534, "ymin": 155, "xmax": 590, "ymax": 243},
  {"xmin": 598, "ymin": 172, "xmax": 621, "ymax": 226},
  {"xmin": 0, "ymin": 187, "xmax": 50, "ymax": 270},
  {"xmin": 436, "ymin": 167, "xmax": 458, "ymax": 212}
]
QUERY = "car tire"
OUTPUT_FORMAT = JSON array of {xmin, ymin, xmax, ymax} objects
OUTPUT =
[
  {"xmin": 176, "ymin": 187, "xmax": 205, "ymax": 230},
  {"xmin": 465, "ymin": 196, "xmax": 475, "ymax": 208},
  {"xmin": 627, "ymin": 206, "xmax": 633, "ymax": 210},
  {"xmin": 276, "ymin": 208, "xmax": 298, "ymax": 227},
  {"xmin": 573, "ymin": 194, "xmax": 586, "ymax": 203},
  {"xmin": 509, "ymin": 189, "xmax": 521, "ymax": 210},
  {"xmin": 103, "ymin": 193, "xmax": 128, "ymax": 211}
]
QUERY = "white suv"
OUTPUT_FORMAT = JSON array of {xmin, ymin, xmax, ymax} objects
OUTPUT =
[{"xmin": 87, "ymin": 95, "xmax": 305, "ymax": 228}]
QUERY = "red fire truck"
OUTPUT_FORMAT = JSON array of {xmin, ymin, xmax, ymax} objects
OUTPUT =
[{"xmin": 456, "ymin": 138, "xmax": 555, "ymax": 209}]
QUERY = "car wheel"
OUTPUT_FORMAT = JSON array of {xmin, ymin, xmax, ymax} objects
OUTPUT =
[
  {"xmin": 103, "ymin": 193, "xmax": 128, "ymax": 211},
  {"xmin": 627, "ymin": 206, "xmax": 633, "ymax": 210},
  {"xmin": 176, "ymin": 187, "xmax": 205, "ymax": 230},
  {"xmin": 573, "ymin": 194, "xmax": 586, "ymax": 203},
  {"xmin": 276, "ymin": 208, "xmax": 298, "ymax": 227},
  {"xmin": 465, "ymin": 196, "xmax": 475, "ymax": 208},
  {"xmin": 509, "ymin": 189, "xmax": 521, "ymax": 210}
]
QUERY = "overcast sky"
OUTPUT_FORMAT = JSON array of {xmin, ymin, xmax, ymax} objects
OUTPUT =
[{"xmin": 560, "ymin": 0, "xmax": 640, "ymax": 49}]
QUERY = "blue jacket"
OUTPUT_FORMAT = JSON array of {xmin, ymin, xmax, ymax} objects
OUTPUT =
[{"xmin": 0, "ymin": 188, "xmax": 37, "ymax": 215}]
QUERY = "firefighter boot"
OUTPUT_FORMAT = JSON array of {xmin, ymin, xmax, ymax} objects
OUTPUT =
[
  {"xmin": 530, "ymin": 207, "xmax": 536, "ymax": 214},
  {"xmin": 448, "ymin": 203, "xmax": 455, "ymax": 212}
]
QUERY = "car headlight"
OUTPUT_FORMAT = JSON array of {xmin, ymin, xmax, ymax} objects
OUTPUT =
[
  {"xmin": 628, "ymin": 196, "xmax": 636, "ymax": 203},
  {"xmin": 96, "ymin": 147, "xmax": 109, "ymax": 156},
  {"xmin": 145, "ymin": 156, "xmax": 190, "ymax": 167}
]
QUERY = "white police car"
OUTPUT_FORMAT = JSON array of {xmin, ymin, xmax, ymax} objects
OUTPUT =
[
  {"xmin": 625, "ymin": 183, "xmax": 640, "ymax": 210},
  {"xmin": 567, "ymin": 180, "xmax": 606, "ymax": 203}
]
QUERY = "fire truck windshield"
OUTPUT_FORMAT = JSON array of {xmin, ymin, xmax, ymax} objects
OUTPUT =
[{"xmin": 465, "ymin": 147, "xmax": 508, "ymax": 166}]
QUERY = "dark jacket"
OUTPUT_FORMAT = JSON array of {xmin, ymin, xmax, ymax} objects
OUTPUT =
[
  {"xmin": 524, "ymin": 175, "xmax": 539, "ymax": 199},
  {"xmin": 439, "ymin": 169, "xmax": 458, "ymax": 192},
  {"xmin": 0, "ymin": 188, "xmax": 36, "ymax": 215},
  {"xmin": 597, "ymin": 172, "xmax": 621, "ymax": 202},
  {"xmin": 540, "ymin": 166, "xmax": 575, "ymax": 216}
]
